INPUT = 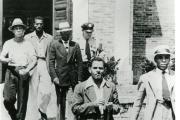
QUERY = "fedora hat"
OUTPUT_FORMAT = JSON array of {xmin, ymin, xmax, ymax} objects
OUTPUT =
[
  {"xmin": 57, "ymin": 21, "xmax": 72, "ymax": 32},
  {"xmin": 8, "ymin": 18, "xmax": 26, "ymax": 31}
]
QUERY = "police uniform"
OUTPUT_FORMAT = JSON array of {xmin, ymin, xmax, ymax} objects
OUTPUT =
[{"xmin": 79, "ymin": 23, "xmax": 96, "ymax": 81}]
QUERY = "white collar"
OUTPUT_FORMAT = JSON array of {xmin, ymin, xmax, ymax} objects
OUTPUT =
[
  {"xmin": 62, "ymin": 40, "xmax": 69, "ymax": 44},
  {"xmin": 156, "ymin": 68, "xmax": 169, "ymax": 74},
  {"xmin": 32, "ymin": 31, "xmax": 47, "ymax": 38},
  {"xmin": 85, "ymin": 77, "xmax": 106, "ymax": 89}
]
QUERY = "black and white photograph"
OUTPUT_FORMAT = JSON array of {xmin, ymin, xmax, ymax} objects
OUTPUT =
[{"xmin": 0, "ymin": 0, "xmax": 176, "ymax": 120}]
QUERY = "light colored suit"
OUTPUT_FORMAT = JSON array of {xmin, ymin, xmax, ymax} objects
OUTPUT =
[
  {"xmin": 131, "ymin": 68, "xmax": 175, "ymax": 120},
  {"xmin": 24, "ymin": 31, "xmax": 54, "ymax": 118}
]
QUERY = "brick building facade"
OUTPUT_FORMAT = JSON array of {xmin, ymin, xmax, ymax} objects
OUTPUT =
[
  {"xmin": 0, "ymin": 0, "xmax": 175, "ymax": 84},
  {"xmin": 73, "ymin": 0, "xmax": 174, "ymax": 84}
]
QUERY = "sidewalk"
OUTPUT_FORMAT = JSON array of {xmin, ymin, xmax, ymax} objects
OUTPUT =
[{"xmin": 0, "ymin": 84, "xmax": 140, "ymax": 120}]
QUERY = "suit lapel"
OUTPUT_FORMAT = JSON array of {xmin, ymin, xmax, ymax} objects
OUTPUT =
[
  {"xmin": 67, "ymin": 41, "xmax": 75, "ymax": 62},
  {"xmin": 84, "ymin": 86, "xmax": 97, "ymax": 102},
  {"xmin": 103, "ymin": 85, "xmax": 112, "ymax": 103},
  {"xmin": 58, "ymin": 40, "xmax": 68, "ymax": 57},
  {"xmin": 147, "ymin": 71, "xmax": 159, "ymax": 99},
  {"xmin": 43, "ymin": 38, "xmax": 48, "ymax": 53}
]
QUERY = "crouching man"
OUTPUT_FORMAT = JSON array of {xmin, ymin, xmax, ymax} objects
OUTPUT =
[{"xmin": 72, "ymin": 57, "xmax": 120, "ymax": 120}]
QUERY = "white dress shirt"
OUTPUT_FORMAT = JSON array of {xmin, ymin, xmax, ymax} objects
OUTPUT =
[
  {"xmin": 85, "ymin": 77, "xmax": 106, "ymax": 101},
  {"xmin": 79, "ymin": 37, "xmax": 97, "ymax": 62},
  {"xmin": 62, "ymin": 40, "xmax": 69, "ymax": 52},
  {"xmin": 152, "ymin": 68, "xmax": 171, "ymax": 101}
]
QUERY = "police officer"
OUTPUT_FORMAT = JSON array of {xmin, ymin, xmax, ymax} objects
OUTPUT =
[{"xmin": 79, "ymin": 23, "xmax": 96, "ymax": 81}]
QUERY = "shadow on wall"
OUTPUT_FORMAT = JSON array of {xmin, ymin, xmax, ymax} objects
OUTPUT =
[{"xmin": 132, "ymin": 0, "xmax": 162, "ymax": 84}]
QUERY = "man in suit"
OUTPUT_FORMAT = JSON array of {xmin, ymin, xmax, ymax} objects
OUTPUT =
[
  {"xmin": 131, "ymin": 45, "xmax": 175, "ymax": 120},
  {"xmin": 24, "ymin": 16, "xmax": 53, "ymax": 120},
  {"xmin": 79, "ymin": 23, "xmax": 97, "ymax": 81},
  {"xmin": 49, "ymin": 21, "xmax": 83, "ymax": 120},
  {"xmin": 0, "ymin": 18, "xmax": 37, "ymax": 120},
  {"xmin": 72, "ymin": 57, "xmax": 120, "ymax": 120}
]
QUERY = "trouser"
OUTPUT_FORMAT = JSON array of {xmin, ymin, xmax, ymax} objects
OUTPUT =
[
  {"xmin": 33, "ymin": 59, "xmax": 52, "ymax": 114},
  {"xmin": 82, "ymin": 62, "xmax": 91, "ymax": 81},
  {"xmin": 3, "ymin": 66, "xmax": 30, "ymax": 120},
  {"xmin": 55, "ymin": 86, "xmax": 69, "ymax": 120},
  {"xmin": 151, "ymin": 101, "xmax": 174, "ymax": 120}
]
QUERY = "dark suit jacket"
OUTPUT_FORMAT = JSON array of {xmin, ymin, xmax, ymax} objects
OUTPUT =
[{"xmin": 48, "ymin": 40, "xmax": 83, "ymax": 87}]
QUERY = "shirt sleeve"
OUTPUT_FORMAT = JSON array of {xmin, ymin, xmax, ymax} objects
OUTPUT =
[
  {"xmin": 0, "ymin": 41, "xmax": 9, "ymax": 58},
  {"xmin": 26, "ymin": 41, "xmax": 37, "ymax": 62}
]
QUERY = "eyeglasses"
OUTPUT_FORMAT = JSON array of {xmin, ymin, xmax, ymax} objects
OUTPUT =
[
  {"xmin": 13, "ymin": 26, "xmax": 24, "ymax": 30},
  {"xmin": 155, "ymin": 54, "xmax": 170, "ymax": 59}
]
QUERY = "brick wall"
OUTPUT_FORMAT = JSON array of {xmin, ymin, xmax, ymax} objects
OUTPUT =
[
  {"xmin": 132, "ymin": 0, "xmax": 174, "ymax": 84},
  {"xmin": 88, "ymin": 0, "xmax": 115, "ymax": 55},
  {"xmin": 145, "ymin": 0, "xmax": 175, "ymax": 59}
]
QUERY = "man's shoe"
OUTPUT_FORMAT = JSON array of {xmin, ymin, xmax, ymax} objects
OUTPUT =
[{"xmin": 38, "ymin": 109, "xmax": 48, "ymax": 120}]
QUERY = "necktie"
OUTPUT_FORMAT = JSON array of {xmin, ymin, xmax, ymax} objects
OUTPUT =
[
  {"xmin": 85, "ymin": 40, "xmax": 91, "ymax": 60},
  {"xmin": 65, "ymin": 47, "xmax": 69, "ymax": 52},
  {"xmin": 162, "ymin": 71, "xmax": 170, "ymax": 100},
  {"xmin": 64, "ymin": 41, "xmax": 69, "ymax": 52}
]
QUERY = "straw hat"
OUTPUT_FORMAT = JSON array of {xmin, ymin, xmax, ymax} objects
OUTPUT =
[
  {"xmin": 57, "ymin": 21, "xmax": 72, "ymax": 32},
  {"xmin": 153, "ymin": 45, "xmax": 171, "ymax": 58},
  {"xmin": 8, "ymin": 18, "xmax": 26, "ymax": 31}
]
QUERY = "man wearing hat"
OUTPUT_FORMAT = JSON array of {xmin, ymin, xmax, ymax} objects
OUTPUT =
[
  {"xmin": 80, "ymin": 22, "xmax": 96, "ymax": 81},
  {"xmin": 0, "ymin": 18, "xmax": 37, "ymax": 120},
  {"xmin": 131, "ymin": 45, "xmax": 175, "ymax": 120},
  {"xmin": 24, "ymin": 16, "xmax": 53, "ymax": 120},
  {"xmin": 48, "ymin": 21, "xmax": 83, "ymax": 120}
]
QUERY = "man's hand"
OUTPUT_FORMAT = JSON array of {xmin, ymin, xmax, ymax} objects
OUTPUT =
[
  {"xmin": 2, "ymin": 58, "xmax": 14, "ymax": 64},
  {"xmin": 19, "ymin": 69, "xmax": 29, "ymax": 75},
  {"xmin": 6, "ymin": 58, "xmax": 13, "ymax": 63},
  {"xmin": 93, "ymin": 99, "xmax": 105, "ymax": 107},
  {"xmin": 53, "ymin": 77, "xmax": 59, "ymax": 85},
  {"xmin": 105, "ymin": 102, "xmax": 113, "ymax": 111}
]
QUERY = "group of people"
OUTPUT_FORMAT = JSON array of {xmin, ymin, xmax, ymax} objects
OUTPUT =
[{"xmin": 0, "ymin": 16, "xmax": 175, "ymax": 120}]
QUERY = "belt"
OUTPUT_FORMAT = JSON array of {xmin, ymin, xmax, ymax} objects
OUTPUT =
[
  {"xmin": 157, "ymin": 99, "xmax": 172, "ymax": 108},
  {"xmin": 37, "ymin": 56, "xmax": 46, "ymax": 60}
]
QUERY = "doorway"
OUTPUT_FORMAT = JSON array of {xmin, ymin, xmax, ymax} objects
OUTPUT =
[
  {"xmin": 1, "ymin": 0, "xmax": 53, "ymax": 82},
  {"xmin": 3, "ymin": 0, "xmax": 53, "ymax": 41}
]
